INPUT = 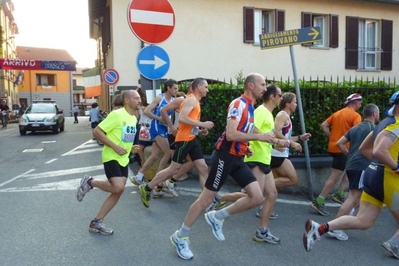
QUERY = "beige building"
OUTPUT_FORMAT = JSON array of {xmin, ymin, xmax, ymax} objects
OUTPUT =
[
  {"xmin": 0, "ymin": 0, "xmax": 18, "ymax": 108},
  {"xmin": 88, "ymin": 0, "xmax": 399, "ymax": 107}
]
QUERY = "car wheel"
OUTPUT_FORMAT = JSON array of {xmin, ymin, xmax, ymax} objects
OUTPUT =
[
  {"xmin": 60, "ymin": 122, "xmax": 64, "ymax": 132},
  {"xmin": 19, "ymin": 129, "xmax": 26, "ymax": 135},
  {"xmin": 53, "ymin": 124, "xmax": 59, "ymax": 134}
]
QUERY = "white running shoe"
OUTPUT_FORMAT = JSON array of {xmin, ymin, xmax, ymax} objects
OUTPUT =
[
  {"xmin": 170, "ymin": 231, "xmax": 193, "ymax": 260},
  {"xmin": 164, "ymin": 180, "xmax": 179, "ymax": 197},
  {"xmin": 303, "ymin": 219, "xmax": 321, "ymax": 252},
  {"xmin": 76, "ymin": 175, "xmax": 93, "ymax": 202},
  {"xmin": 205, "ymin": 210, "xmax": 225, "ymax": 241},
  {"xmin": 349, "ymin": 208, "xmax": 357, "ymax": 216},
  {"xmin": 327, "ymin": 230, "xmax": 349, "ymax": 241}
]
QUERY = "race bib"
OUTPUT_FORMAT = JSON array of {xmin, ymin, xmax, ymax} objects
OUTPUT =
[{"xmin": 122, "ymin": 125, "xmax": 136, "ymax": 142}]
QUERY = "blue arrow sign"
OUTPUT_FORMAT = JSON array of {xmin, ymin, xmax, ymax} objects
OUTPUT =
[{"xmin": 136, "ymin": 45, "xmax": 170, "ymax": 80}]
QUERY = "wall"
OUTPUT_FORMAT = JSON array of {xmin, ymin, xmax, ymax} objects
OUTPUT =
[{"xmin": 108, "ymin": 0, "xmax": 399, "ymax": 88}]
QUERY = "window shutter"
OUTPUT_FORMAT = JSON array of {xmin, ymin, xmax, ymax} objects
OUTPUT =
[
  {"xmin": 275, "ymin": 9, "xmax": 285, "ymax": 31},
  {"xmin": 329, "ymin": 14, "xmax": 339, "ymax": 48},
  {"xmin": 301, "ymin": 12, "xmax": 312, "ymax": 47},
  {"xmin": 243, "ymin": 7, "xmax": 254, "ymax": 43},
  {"xmin": 381, "ymin": 19, "xmax": 393, "ymax": 71},
  {"xmin": 102, "ymin": 6, "xmax": 111, "ymax": 55},
  {"xmin": 345, "ymin": 16, "xmax": 359, "ymax": 69}
]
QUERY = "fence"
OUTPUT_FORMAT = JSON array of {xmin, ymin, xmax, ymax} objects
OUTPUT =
[{"xmin": 179, "ymin": 76, "xmax": 398, "ymax": 155}]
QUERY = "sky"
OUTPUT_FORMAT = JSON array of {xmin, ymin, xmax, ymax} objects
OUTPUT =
[{"xmin": 12, "ymin": 0, "xmax": 97, "ymax": 68}]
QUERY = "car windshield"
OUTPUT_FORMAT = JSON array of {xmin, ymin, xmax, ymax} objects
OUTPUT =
[{"xmin": 26, "ymin": 104, "xmax": 56, "ymax": 114}]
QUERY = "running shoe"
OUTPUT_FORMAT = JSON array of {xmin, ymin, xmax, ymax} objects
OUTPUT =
[
  {"xmin": 253, "ymin": 229, "xmax": 281, "ymax": 244},
  {"xmin": 76, "ymin": 174, "xmax": 93, "ymax": 202},
  {"xmin": 206, "ymin": 197, "xmax": 227, "ymax": 212},
  {"xmin": 255, "ymin": 206, "xmax": 279, "ymax": 219},
  {"xmin": 139, "ymin": 184, "xmax": 151, "ymax": 208},
  {"xmin": 349, "ymin": 207, "xmax": 357, "ymax": 216},
  {"xmin": 332, "ymin": 193, "xmax": 345, "ymax": 204},
  {"xmin": 170, "ymin": 231, "xmax": 193, "ymax": 260},
  {"xmin": 164, "ymin": 179, "xmax": 179, "ymax": 197},
  {"xmin": 382, "ymin": 240, "xmax": 399, "ymax": 259},
  {"xmin": 205, "ymin": 210, "xmax": 225, "ymax": 241},
  {"xmin": 310, "ymin": 201, "xmax": 330, "ymax": 216},
  {"xmin": 152, "ymin": 187, "xmax": 174, "ymax": 199},
  {"xmin": 327, "ymin": 230, "xmax": 348, "ymax": 241},
  {"xmin": 89, "ymin": 219, "xmax": 113, "ymax": 235},
  {"xmin": 303, "ymin": 219, "xmax": 321, "ymax": 252},
  {"xmin": 130, "ymin": 174, "xmax": 146, "ymax": 186}
]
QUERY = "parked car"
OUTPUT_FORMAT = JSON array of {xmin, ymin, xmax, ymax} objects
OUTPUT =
[{"xmin": 19, "ymin": 101, "xmax": 65, "ymax": 135}]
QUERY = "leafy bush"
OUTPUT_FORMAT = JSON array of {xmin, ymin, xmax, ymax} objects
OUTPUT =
[{"xmin": 179, "ymin": 76, "xmax": 399, "ymax": 155}]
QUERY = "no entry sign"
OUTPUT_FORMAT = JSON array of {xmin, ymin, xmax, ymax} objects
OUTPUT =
[{"xmin": 127, "ymin": 0, "xmax": 175, "ymax": 44}]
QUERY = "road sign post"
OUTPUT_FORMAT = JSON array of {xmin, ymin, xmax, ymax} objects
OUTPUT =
[
  {"xmin": 127, "ymin": 0, "xmax": 175, "ymax": 44},
  {"xmin": 259, "ymin": 27, "xmax": 322, "ymax": 200}
]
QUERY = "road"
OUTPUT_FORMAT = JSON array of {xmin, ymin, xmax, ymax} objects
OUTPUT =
[{"xmin": 0, "ymin": 117, "xmax": 398, "ymax": 266}]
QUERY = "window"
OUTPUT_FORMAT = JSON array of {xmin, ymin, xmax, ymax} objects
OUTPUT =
[
  {"xmin": 73, "ymin": 79, "xmax": 77, "ymax": 86},
  {"xmin": 36, "ymin": 74, "xmax": 56, "ymax": 86},
  {"xmin": 301, "ymin": 12, "xmax": 338, "ymax": 48},
  {"xmin": 243, "ymin": 7, "xmax": 285, "ymax": 44},
  {"xmin": 345, "ymin": 16, "xmax": 392, "ymax": 70}
]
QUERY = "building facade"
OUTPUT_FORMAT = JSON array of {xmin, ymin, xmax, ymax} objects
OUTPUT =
[
  {"xmin": 16, "ymin": 46, "xmax": 76, "ymax": 116},
  {"xmin": 88, "ymin": 0, "xmax": 399, "ymax": 107}
]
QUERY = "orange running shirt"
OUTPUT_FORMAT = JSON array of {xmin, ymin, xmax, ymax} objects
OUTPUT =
[
  {"xmin": 325, "ymin": 107, "xmax": 361, "ymax": 153},
  {"xmin": 175, "ymin": 94, "xmax": 201, "ymax": 142}
]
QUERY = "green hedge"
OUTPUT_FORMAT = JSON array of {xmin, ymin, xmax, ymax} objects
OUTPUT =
[{"xmin": 178, "ymin": 77, "xmax": 399, "ymax": 155}]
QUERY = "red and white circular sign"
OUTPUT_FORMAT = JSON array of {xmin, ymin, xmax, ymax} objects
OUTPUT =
[{"xmin": 127, "ymin": 0, "xmax": 175, "ymax": 44}]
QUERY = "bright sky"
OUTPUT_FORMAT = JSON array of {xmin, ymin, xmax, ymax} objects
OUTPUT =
[{"xmin": 13, "ymin": 0, "xmax": 97, "ymax": 68}]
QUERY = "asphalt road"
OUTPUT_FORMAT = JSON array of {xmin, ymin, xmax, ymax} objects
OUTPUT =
[{"xmin": 0, "ymin": 117, "xmax": 398, "ymax": 266}]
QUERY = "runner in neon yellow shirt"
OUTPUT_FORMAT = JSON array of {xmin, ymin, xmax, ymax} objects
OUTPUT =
[{"xmin": 76, "ymin": 89, "xmax": 141, "ymax": 235}]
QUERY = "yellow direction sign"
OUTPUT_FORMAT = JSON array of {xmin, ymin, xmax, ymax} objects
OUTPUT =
[{"xmin": 259, "ymin": 27, "xmax": 321, "ymax": 50}]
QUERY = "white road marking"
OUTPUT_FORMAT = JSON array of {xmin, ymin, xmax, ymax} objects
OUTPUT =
[
  {"xmin": 25, "ymin": 165, "xmax": 104, "ymax": 180},
  {"xmin": 61, "ymin": 139, "xmax": 100, "ymax": 156},
  {"xmin": 45, "ymin": 159, "xmax": 58, "ymax": 164},
  {"xmin": 0, "ymin": 169, "xmax": 36, "ymax": 188},
  {"xmin": 23, "ymin": 149, "xmax": 43, "ymax": 152},
  {"xmin": 41, "ymin": 141, "xmax": 56, "ymax": 143}
]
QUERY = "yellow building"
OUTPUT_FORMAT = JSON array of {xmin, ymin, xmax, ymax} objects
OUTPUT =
[{"xmin": 16, "ymin": 46, "xmax": 76, "ymax": 116}]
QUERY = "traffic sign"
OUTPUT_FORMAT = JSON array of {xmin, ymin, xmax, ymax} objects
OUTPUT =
[
  {"xmin": 136, "ymin": 45, "xmax": 170, "ymax": 80},
  {"xmin": 103, "ymin": 68, "xmax": 119, "ymax": 85},
  {"xmin": 127, "ymin": 0, "xmax": 175, "ymax": 44},
  {"xmin": 259, "ymin": 27, "xmax": 322, "ymax": 49}
]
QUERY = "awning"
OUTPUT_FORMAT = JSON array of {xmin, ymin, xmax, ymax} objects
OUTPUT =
[{"xmin": 0, "ymin": 58, "xmax": 76, "ymax": 71}]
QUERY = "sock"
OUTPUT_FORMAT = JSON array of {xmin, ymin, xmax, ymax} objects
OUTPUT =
[
  {"xmin": 170, "ymin": 178, "xmax": 178, "ymax": 183},
  {"xmin": 87, "ymin": 177, "xmax": 93, "ymax": 188},
  {"xmin": 214, "ymin": 209, "xmax": 229, "ymax": 220},
  {"xmin": 336, "ymin": 189, "xmax": 344, "ymax": 197},
  {"xmin": 390, "ymin": 235, "xmax": 399, "ymax": 246},
  {"xmin": 136, "ymin": 172, "xmax": 144, "ymax": 181},
  {"xmin": 92, "ymin": 218, "xmax": 101, "ymax": 223},
  {"xmin": 316, "ymin": 196, "xmax": 325, "ymax": 205},
  {"xmin": 318, "ymin": 223, "xmax": 329, "ymax": 235},
  {"xmin": 215, "ymin": 193, "xmax": 222, "ymax": 202},
  {"xmin": 155, "ymin": 186, "xmax": 162, "ymax": 192},
  {"xmin": 145, "ymin": 185, "xmax": 152, "ymax": 192},
  {"xmin": 258, "ymin": 227, "xmax": 268, "ymax": 234},
  {"xmin": 178, "ymin": 224, "xmax": 191, "ymax": 238}
]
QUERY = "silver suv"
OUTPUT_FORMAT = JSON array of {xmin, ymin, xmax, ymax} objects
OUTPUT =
[{"xmin": 19, "ymin": 101, "xmax": 65, "ymax": 135}]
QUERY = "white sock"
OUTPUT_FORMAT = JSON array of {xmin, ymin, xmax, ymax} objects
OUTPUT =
[{"xmin": 136, "ymin": 172, "xmax": 143, "ymax": 180}]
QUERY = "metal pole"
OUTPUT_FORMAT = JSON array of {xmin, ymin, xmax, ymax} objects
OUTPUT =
[
  {"xmin": 152, "ymin": 80, "xmax": 156, "ymax": 100},
  {"xmin": 289, "ymin": 45, "xmax": 313, "ymax": 200}
]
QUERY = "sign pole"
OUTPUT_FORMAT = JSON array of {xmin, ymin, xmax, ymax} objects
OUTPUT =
[
  {"xmin": 152, "ymin": 80, "xmax": 156, "ymax": 99},
  {"xmin": 289, "ymin": 45, "xmax": 313, "ymax": 200}
]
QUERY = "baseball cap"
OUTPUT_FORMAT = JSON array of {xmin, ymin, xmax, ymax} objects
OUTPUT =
[
  {"xmin": 384, "ymin": 91, "xmax": 399, "ymax": 116},
  {"xmin": 344, "ymin": 93, "xmax": 362, "ymax": 105}
]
